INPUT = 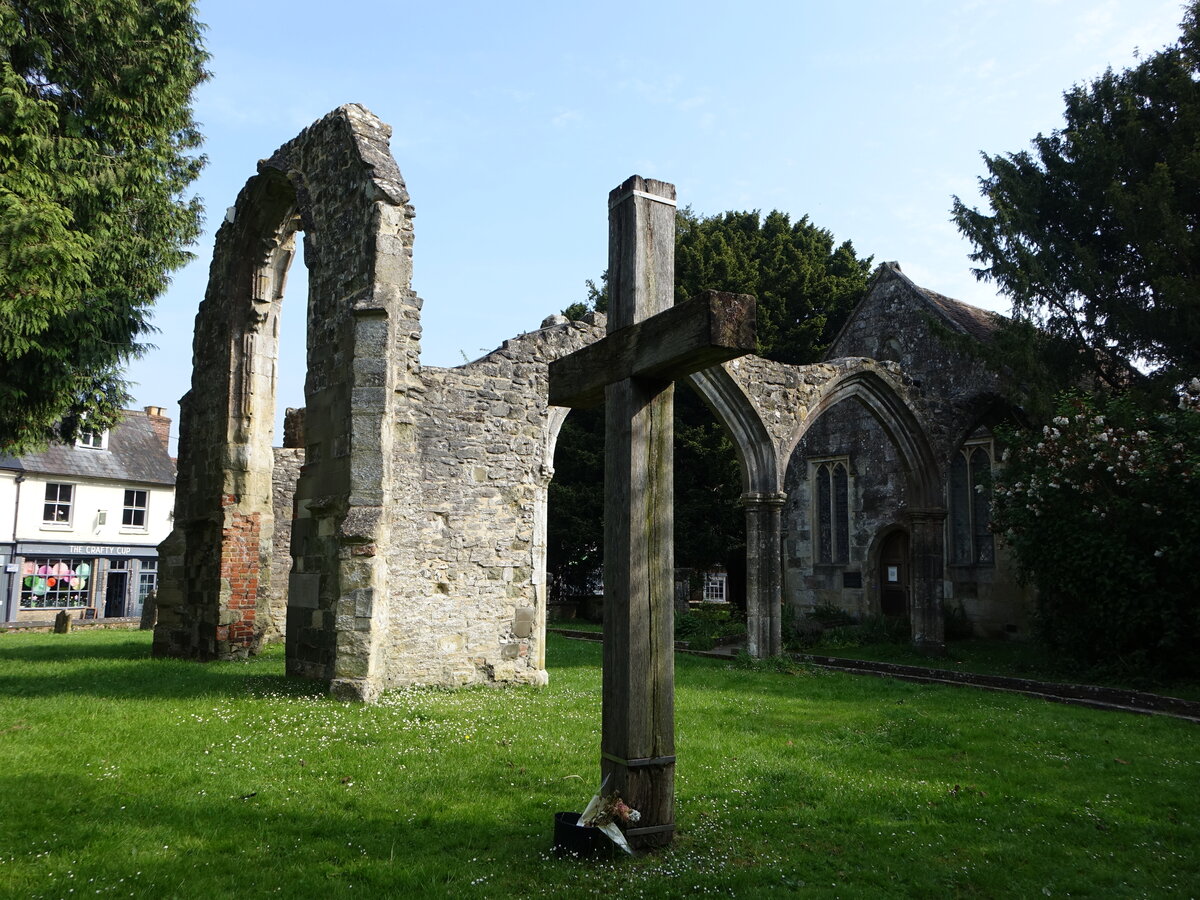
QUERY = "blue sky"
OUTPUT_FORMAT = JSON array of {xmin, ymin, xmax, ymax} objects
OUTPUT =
[{"xmin": 128, "ymin": 0, "xmax": 1190, "ymax": 450}]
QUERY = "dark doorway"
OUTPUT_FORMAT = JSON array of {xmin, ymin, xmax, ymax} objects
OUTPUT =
[
  {"xmin": 105, "ymin": 571, "xmax": 129, "ymax": 618},
  {"xmin": 879, "ymin": 530, "xmax": 909, "ymax": 617}
]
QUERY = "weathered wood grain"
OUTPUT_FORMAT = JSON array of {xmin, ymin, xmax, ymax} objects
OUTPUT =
[
  {"xmin": 547, "ymin": 290, "xmax": 756, "ymax": 409},
  {"xmin": 547, "ymin": 174, "xmax": 756, "ymax": 851}
]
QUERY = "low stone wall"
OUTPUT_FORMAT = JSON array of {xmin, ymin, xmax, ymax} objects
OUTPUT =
[{"xmin": 2, "ymin": 617, "xmax": 142, "ymax": 633}]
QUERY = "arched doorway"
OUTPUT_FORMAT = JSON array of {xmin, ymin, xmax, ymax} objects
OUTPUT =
[{"xmin": 878, "ymin": 529, "xmax": 910, "ymax": 618}]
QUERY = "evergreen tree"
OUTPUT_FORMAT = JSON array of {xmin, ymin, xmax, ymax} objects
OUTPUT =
[
  {"xmin": 954, "ymin": 2, "xmax": 1200, "ymax": 674},
  {"xmin": 0, "ymin": 1, "xmax": 208, "ymax": 453},
  {"xmin": 951, "ymin": 2, "xmax": 1200, "ymax": 394},
  {"xmin": 675, "ymin": 207, "xmax": 871, "ymax": 364},
  {"xmin": 546, "ymin": 403, "xmax": 604, "ymax": 603},
  {"xmin": 547, "ymin": 209, "xmax": 872, "ymax": 611}
]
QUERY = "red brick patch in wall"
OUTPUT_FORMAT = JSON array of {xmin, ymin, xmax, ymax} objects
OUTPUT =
[{"xmin": 219, "ymin": 509, "xmax": 262, "ymax": 645}]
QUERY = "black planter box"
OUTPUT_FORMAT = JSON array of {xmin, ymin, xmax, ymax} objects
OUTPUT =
[{"xmin": 553, "ymin": 812, "xmax": 617, "ymax": 859}]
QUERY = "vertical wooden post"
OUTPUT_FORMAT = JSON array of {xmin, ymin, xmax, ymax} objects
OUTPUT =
[
  {"xmin": 549, "ymin": 177, "xmax": 755, "ymax": 852},
  {"xmin": 601, "ymin": 176, "xmax": 678, "ymax": 849}
]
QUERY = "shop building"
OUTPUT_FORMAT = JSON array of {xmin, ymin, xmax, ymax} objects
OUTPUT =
[{"xmin": 1, "ymin": 408, "xmax": 175, "ymax": 622}]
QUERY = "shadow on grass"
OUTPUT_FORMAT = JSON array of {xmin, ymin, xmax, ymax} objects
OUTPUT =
[
  {"xmin": 0, "ymin": 769, "xmax": 558, "ymax": 896},
  {"xmin": 1, "ymin": 633, "xmax": 597, "ymax": 702},
  {"xmin": 0, "ymin": 633, "xmax": 312, "ymax": 702},
  {"xmin": 0, "ymin": 633, "xmax": 153, "ymax": 662},
  {"xmin": 543, "ymin": 633, "xmax": 606, "ymax": 669},
  {"xmin": 0, "ymin": 660, "xmax": 313, "ymax": 701},
  {"xmin": 2, "ymin": 721, "xmax": 1188, "ymax": 899},
  {"xmin": 0, "ymin": 631, "xmax": 948, "ymax": 712}
]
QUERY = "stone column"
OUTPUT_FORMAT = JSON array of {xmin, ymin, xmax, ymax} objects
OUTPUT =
[
  {"xmin": 743, "ymin": 491, "xmax": 786, "ymax": 658},
  {"xmin": 906, "ymin": 507, "xmax": 947, "ymax": 654}
]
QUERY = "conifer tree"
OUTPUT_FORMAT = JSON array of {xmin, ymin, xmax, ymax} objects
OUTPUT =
[
  {"xmin": 0, "ymin": 1, "xmax": 208, "ymax": 453},
  {"xmin": 675, "ymin": 207, "xmax": 871, "ymax": 364},
  {"xmin": 954, "ymin": 2, "xmax": 1200, "ymax": 673},
  {"xmin": 952, "ymin": 2, "xmax": 1200, "ymax": 394},
  {"xmin": 549, "ymin": 210, "xmax": 872, "ymax": 608}
]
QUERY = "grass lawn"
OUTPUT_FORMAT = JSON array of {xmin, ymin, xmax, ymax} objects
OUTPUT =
[{"xmin": 1, "ymin": 631, "xmax": 1197, "ymax": 898}]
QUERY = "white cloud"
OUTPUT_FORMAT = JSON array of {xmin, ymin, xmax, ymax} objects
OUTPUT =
[{"xmin": 552, "ymin": 109, "xmax": 583, "ymax": 128}]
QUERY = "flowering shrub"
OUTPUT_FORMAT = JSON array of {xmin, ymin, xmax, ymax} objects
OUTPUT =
[{"xmin": 992, "ymin": 388, "xmax": 1200, "ymax": 676}]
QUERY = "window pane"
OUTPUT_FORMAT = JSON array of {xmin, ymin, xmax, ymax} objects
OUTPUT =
[
  {"xmin": 950, "ymin": 453, "xmax": 971, "ymax": 563},
  {"xmin": 816, "ymin": 465, "xmax": 832, "ymax": 564},
  {"xmin": 42, "ymin": 483, "xmax": 72, "ymax": 523},
  {"xmin": 703, "ymin": 574, "xmax": 726, "ymax": 602},
  {"xmin": 833, "ymin": 463, "xmax": 850, "ymax": 564},
  {"xmin": 122, "ymin": 490, "xmax": 148, "ymax": 528},
  {"xmin": 970, "ymin": 448, "xmax": 994, "ymax": 564},
  {"xmin": 19, "ymin": 557, "xmax": 91, "ymax": 608},
  {"xmin": 136, "ymin": 560, "xmax": 159, "ymax": 605}
]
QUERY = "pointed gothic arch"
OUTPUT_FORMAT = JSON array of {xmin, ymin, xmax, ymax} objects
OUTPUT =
[
  {"xmin": 153, "ymin": 106, "xmax": 420, "ymax": 699},
  {"xmin": 785, "ymin": 365, "xmax": 948, "ymax": 650},
  {"xmin": 793, "ymin": 367, "xmax": 941, "ymax": 507}
]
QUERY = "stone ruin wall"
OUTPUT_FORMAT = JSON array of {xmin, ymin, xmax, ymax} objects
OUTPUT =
[
  {"xmin": 375, "ymin": 317, "xmax": 605, "ymax": 687},
  {"xmin": 816, "ymin": 266, "xmax": 1032, "ymax": 636},
  {"xmin": 155, "ymin": 104, "xmax": 420, "ymax": 677},
  {"xmin": 256, "ymin": 311, "xmax": 609, "ymax": 689},
  {"xmin": 828, "ymin": 266, "xmax": 1005, "ymax": 466},
  {"xmin": 723, "ymin": 354, "xmax": 919, "ymax": 475},
  {"xmin": 280, "ymin": 106, "xmax": 422, "ymax": 700},
  {"xmin": 264, "ymin": 449, "xmax": 304, "ymax": 639},
  {"xmin": 784, "ymin": 397, "xmax": 912, "ymax": 618},
  {"xmin": 160, "ymin": 103, "xmax": 1035, "ymax": 697},
  {"xmin": 265, "ymin": 414, "xmax": 306, "ymax": 643},
  {"xmin": 265, "ymin": 311, "xmax": 958, "ymax": 686}
]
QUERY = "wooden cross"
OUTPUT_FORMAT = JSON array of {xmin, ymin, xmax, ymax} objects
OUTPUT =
[{"xmin": 549, "ymin": 176, "xmax": 755, "ymax": 851}]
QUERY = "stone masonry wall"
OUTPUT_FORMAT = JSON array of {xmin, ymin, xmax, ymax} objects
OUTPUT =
[
  {"xmin": 800, "ymin": 262, "xmax": 1032, "ymax": 635},
  {"xmin": 279, "ymin": 105, "xmax": 418, "ymax": 700},
  {"xmin": 157, "ymin": 104, "xmax": 418, "ymax": 681},
  {"xmin": 723, "ymin": 354, "xmax": 921, "ymax": 484},
  {"xmin": 166, "ymin": 102, "xmax": 1035, "ymax": 693},
  {"xmin": 264, "ymin": 447, "xmax": 304, "ymax": 642},
  {"xmin": 377, "ymin": 315, "xmax": 605, "ymax": 687},
  {"xmin": 784, "ymin": 398, "xmax": 909, "ymax": 616},
  {"xmin": 828, "ymin": 263, "xmax": 1006, "ymax": 467}
]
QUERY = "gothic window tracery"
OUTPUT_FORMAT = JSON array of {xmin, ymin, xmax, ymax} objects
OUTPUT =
[
  {"xmin": 950, "ymin": 441, "xmax": 994, "ymax": 565},
  {"xmin": 814, "ymin": 459, "xmax": 851, "ymax": 564}
]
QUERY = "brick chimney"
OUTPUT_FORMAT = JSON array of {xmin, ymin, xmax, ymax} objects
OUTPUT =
[{"xmin": 144, "ymin": 406, "xmax": 171, "ymax": 452}]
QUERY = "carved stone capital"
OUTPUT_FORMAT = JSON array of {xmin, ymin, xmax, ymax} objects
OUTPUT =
[{"xmin": 740, "ymin": 491, "xmax": 787, "ymax": 508}]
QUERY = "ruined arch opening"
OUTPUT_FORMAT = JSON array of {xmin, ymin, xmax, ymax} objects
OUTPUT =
[
  {"xmin": 151, "ymin": 168, "xmax": 307, "ymax": 660},
  {"xmin": 782, "ymin": 368, "xmax": 940, "ymax": 642},
  {"xmin": 215, "ymin": 179, "xmax": 308, "ymax": 649},
  {"xmin": 785, "ymin": 394, "xmax": 907, "ymax": 621},
  {"xmin": 545, "ymin": 404, "xmax": 605, "ymax": 622},
  {"xmin": 543, "ymin": 382, "xmax": 749, "ymax": 635},
  {"xmin": 257, "ymin": 215, "xmax": 310, "ymax": 644},
  {"xmin": 156, "ymin": 105, "xmax": 420, "ymax": 694},
  {"xmin": 943, "ymin": 399, "xmax": 1032, "ymax": 639}
]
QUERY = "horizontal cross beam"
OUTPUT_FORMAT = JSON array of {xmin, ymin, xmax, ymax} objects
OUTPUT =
[{"xmin": 548, "ymin": 290, "xmax": 756, "ymax": 409}]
